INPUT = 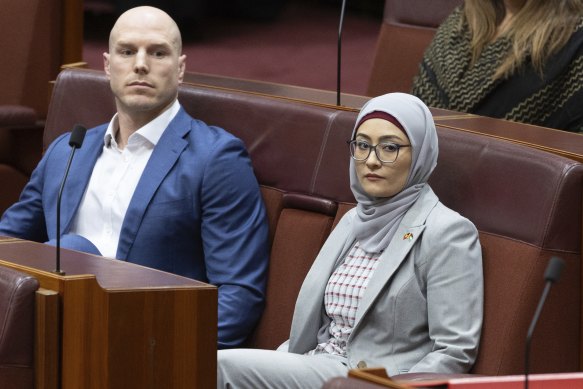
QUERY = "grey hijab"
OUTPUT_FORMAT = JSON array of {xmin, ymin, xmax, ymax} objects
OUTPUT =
[{"xmin": 349, "ymin": 93, "xmax": 438, "ymax": 253}]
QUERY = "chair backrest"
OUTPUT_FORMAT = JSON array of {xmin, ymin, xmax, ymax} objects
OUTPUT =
[
  {"xmin": 44, "ymin": 68, "xmax": 583, "ymax": 373},
  {"xmin": 430, "ymin": 128, "xmax": 582, "ymax": 374},
  {"xmin": 0, "ymin": 265, "xmax": 39, "ymax": 389},
  {"xmin": 367, "ymin": 0, "xmax": 462, "ymax": 96}
]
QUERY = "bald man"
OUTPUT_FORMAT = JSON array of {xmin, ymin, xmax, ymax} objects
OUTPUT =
[{"xmin": 0, "ymin": 7, "xmax": 269, "ymax": 349}]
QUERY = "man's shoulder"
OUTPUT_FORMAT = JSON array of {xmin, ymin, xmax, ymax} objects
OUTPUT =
[{"xmin": 177, "ymin": 110, "xmax": 245, "ymax": 148}]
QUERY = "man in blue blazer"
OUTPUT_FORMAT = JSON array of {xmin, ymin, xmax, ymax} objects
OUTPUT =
[{"xmin": 0, "ymin": 6, "xmax": 269, "ymax": 349}]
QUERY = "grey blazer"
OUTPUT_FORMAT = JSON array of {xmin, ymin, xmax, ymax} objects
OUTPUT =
[{"xmin": 283, "ymin": 186, "xmax": 483, "ymax": 376}]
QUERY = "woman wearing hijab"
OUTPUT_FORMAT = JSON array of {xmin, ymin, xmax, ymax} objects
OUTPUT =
[{"xmin": 217, "ymin": 93, "xmax": 483, "ymax": 388}]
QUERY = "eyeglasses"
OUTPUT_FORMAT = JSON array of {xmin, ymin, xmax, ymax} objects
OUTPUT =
[{"xmin": 347, "ymin": 140, "xmax": 411, "ymax": 163}]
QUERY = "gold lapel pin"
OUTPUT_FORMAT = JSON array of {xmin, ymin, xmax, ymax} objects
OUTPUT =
[{"xmin": 403, "ymin": 232, "xmax": 413, "ymax": 241}]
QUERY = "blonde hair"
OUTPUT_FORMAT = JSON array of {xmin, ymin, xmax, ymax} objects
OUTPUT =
[{"xmin": 463, "ymin": 0, "xmax": 583, "ymax": 79}]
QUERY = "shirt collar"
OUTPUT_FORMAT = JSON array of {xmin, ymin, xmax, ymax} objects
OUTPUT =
[{"xmin": 104, "ymin": 100, "xmax": 181, "ymax": 148}]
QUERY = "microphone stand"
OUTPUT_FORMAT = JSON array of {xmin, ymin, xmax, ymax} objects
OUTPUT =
[
  {"xmin": 54, "ymin": 147, "xmax": 79, "ymax": 275},
  {"xmin": 54, "ymin": 125, "xmax": 87, "ymax": 275},
  {"xmin": 524, "ymin": 256, "xmax": 565, "ymax": 389},
  {"xmin": 337, "ymin": 0, "xmax": 347, "ymax": 106},
  {"xmin": 524, "ymin": 283, "xmax": 551, "ymax": 389}
]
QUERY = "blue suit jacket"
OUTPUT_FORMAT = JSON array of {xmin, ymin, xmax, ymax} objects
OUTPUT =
[{"xmin": 0, "ymin": 107, "xmax": 270, "ymax": 348}]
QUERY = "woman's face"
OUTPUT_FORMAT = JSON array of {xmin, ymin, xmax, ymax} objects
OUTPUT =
[{"xmin": 354, "ymin": 118, "xmax": 412, "ymax": 198}]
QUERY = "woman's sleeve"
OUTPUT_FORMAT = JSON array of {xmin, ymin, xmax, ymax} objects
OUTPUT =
[{"xmin": 409, "ymin": 206, "xmax": 483, "ymax": 373}]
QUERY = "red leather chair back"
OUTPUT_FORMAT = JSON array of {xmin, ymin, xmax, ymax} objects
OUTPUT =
[
  {"xmin": 0, "ymin": 266, "xmax": 39, "ymax": 389},
  {"xmin": 367, "ymin": 0, "xmax": 462, "ymax": 95}
]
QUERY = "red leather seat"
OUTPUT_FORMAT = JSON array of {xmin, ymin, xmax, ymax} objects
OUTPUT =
[{"xmin": 0, "ymin": 266, "xmax": 39, "ymax": 389}]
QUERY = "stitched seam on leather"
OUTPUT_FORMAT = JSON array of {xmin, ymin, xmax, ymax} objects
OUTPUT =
[
  {"xmin": 310, "ymin": 111, "xmax": 342, "ymax": 194},
  {"xmin": 539, "ymin": 163, "xmax": 580, "ymax": 251},
  {"xmin": 0, "ymin": 278, "xmax": 21, "ymax": 349}
]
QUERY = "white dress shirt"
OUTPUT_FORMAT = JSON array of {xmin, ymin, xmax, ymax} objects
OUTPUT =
[{"xmin": 69, "ymin": 100, "xmax": 180, "ymax": 258}]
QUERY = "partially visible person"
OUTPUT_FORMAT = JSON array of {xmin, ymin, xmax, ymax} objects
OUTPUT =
[
  {"xmin": 217, "ymin": 93, "xmax": 483, "ymax": 388},
  {"xmin": 0, "ymin": 6, "xmax": 269, "ymax": 349},
  {"xmin": 412, "ymin": 0, "xmax": 583, "ymax": 132}
]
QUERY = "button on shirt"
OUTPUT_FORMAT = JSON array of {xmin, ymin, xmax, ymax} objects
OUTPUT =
[{"xmin": 69, "ymin": 100, "xmax": 181, "ymax": 258}]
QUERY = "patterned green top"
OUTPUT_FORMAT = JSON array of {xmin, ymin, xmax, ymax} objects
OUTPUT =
[{"xmin": 412, "ymin": 7, "xmax": 583, "ymax": 133}]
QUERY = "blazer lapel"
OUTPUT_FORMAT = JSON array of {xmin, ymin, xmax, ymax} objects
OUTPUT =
[
  {"xmin": 116, "ymin": 109, "xmax": 190, "ymax": 259},
  {"xmin": 354, "ymin": 223, "xmax": 425, "ymax": 325},
  {"xmin": 353, "ymin": 186, "xmax": 438, "ymax": 328}
]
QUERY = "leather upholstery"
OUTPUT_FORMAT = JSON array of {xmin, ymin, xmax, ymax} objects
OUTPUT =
[
  {"xmin": 367, "ymin": 0, "xmax": 462, "ymax": 95},
  {"xmin": 44, "ymin": 68, "xmax": 583, "ymax": 375},
  {"xmin": 0, "ymin": 266, "xmax": 39, "ymax": 389}
]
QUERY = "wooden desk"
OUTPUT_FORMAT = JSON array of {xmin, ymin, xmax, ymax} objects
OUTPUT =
[
  {"xmin": 0, "ymin": 236, "xmax": 217, "ymax": 389},
  {"xmin": 183, "ymin": 71, "xmax": 583, "ymax": 162},
  {"xmin": 183, "ymin": 72, "xmax": 371, "ymax": 109},
  {"xmin": 342, "ymin": 370, "xmax": 583, "ymax": 388},
  {"xmin": 446, "ymin": 373, "xmax": 583, "ymax": 388}
]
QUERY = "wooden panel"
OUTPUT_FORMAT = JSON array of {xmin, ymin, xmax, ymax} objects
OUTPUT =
[
  {"xmin": 60, "ymin": 277, "xmax": 107, "ymax": 388},
  {"xmin": 0, "ymin": 236, "xmax": 217, "ymax": 388},
  {"xmin": 106, "ymin": 289, "xmax": 216, "ymax": 388},
  {"xmin": 183, "ymin": 72, "xmax": 371, "ymax": 109},
  {"xmin": 62, "ymin": 0, "xmax": 84, "ymax": 64},
  {"xmin": 35, "ymin": 288, "xmax": 60, "ymax": 389}
]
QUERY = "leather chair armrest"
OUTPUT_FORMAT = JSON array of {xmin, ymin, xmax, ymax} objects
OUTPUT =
[{"xmin": 0, "ymin": 106, "xmax": 37, "ymax": 127}]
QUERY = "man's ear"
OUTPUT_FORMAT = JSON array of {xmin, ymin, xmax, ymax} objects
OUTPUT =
[
  {"xmin": 178, "ymin": 54, "xmax": 186, "ymax": 83},
  {"xmin": 103, "ymin": 52, "xmax": 111, "ymax": 78}
]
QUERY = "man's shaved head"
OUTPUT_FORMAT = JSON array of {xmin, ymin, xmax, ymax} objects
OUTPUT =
[{"xmin": 109, "ymin": 6, "xmax": 183, "ymax": 54}]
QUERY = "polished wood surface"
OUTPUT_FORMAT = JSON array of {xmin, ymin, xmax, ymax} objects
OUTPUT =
[
  {"xmin": 447, "ymin": 373, "xmax": 583, "ymax": 388},
  {"xmin": 184, "ymin": 72, "xmax": 458, "ymax": 119},
  {"xmin": 0, "ymin": 236, "xmax": 217, "ymax": 389},
  {"xmin": 35, "ymin": 289, "xmax": 59, "ymax": 389},
  {"xmin": 348, "ymin": 368, "xmax": 410, "ymax": 388},
  {"xmin": 62, "ymin": 0, "xmax": 84, "ymax": 65},
  {"xmin": 183, "ymin": 72, "xmax": 371, "ymax": 110},
  {"xmin": 183, "ymin": 71, "xmax": 583, "ymax": 162}
]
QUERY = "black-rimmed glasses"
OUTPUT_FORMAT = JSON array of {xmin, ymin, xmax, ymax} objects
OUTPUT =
[{"xmin": 347, "ymin": 140, "xmax": 411, "ymax": 163}]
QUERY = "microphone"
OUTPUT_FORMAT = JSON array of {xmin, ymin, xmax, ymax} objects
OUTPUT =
[
  {"xmin": 54, "ymin": 125, "xmax": 87, "ymax": 275},
  {"xmin": 336, "ymin": 0, "xmax": 347, "ymax": 106},
  {"xmin": 524, "ymin": 256, "xmax": 565, "ymax": 389}
]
